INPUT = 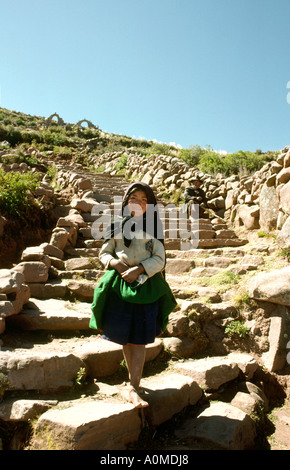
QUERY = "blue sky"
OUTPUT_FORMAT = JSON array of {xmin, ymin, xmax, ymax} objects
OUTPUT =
[{"xmin": 1, "ymin": 0, "xmax": 290, "ymax": 153}]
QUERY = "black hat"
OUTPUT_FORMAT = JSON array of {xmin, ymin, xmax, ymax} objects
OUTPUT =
[{"xmin": 191, "ymin": 176, "xmax": 202, "ymax": 183}]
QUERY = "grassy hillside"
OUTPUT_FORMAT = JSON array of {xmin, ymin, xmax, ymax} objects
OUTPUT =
[{"xmin": 0, "ymin": 107, "xmax": 277, "ymax": 177}]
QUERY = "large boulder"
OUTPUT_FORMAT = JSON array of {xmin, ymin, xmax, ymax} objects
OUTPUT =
[
  {"xmin": 175, "ymin": 401, "xmax": 256, "ymax": 450},
  {"xmin": 12, "ymin": 262, "xmax": 49, "ymax": 284},
  {"xmin": 277, "ymin": 215, "xmax": 290, "ymax": 249},
  {"xmin": 0, "ymin": 350, "xmax": 86, "ymax": 392},
  {"xmin": 31, "ymin": 401, "xmax": 141, "ymax": 450},
  {"xmin": 247, "ymin": 266, "xmax": 290, "ymax": 306},
  {"xmin": 174, "ymin": 356, "xmax": 240, "ymax": 390},
  {"xmin": 235, "ymin": 205, "xmax": 260, "ymax": 230},
  {"xmin": 259, "ymin": 184, "xmax": 279, "ymax": 231},
  {"xmin": 276, "ymin": 167, "xmax": 290, "ymax": 185},
  {"xmin": 141, "ymin": 373, "xmax": 203, "ymax": 426},
  {"xmin": 0, "ymin": 269, "xmax": 30, "ymax": 333},
  {"xmin": 278, "ymin": 180, "xmax": 290, "ymax": 215}
]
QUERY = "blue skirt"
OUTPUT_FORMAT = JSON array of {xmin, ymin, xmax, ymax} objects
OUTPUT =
[{"xmin": 101, "ymin": 290, "xmax": 161, "ymax": 345}]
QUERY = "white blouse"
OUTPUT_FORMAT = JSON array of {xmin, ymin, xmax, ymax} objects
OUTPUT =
[{"xmin": 99, "ymin": 231, "xmax": 165, "ymax": 279}]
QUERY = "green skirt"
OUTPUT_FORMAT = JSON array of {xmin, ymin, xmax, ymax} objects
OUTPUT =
[{"xmin": 90, "ymin": 269, "xmax": 177, "ymax": 333}]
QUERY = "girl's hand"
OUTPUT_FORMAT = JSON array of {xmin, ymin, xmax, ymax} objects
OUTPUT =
[
  {"xmin": 121, "ymin": 264, "xmax": 145, "ymax": 284},
  {"xmin": 109, "ymin": 259, "xmax": 128, "ymax": 275}
]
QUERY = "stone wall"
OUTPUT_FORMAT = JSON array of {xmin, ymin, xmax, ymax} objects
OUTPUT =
[{"xmin": 86, "ymin": 146, "xmax": 290, "ymax": 248}]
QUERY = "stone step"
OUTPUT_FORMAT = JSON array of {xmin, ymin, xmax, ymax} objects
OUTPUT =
[
  {"xmin": 173, "ymin": 353, "xmax": 258, "ymax": 390},
  {"xmin": 76, "ymin": 338, "xmax": 163, "ymax": 378},
  {"xmin": 29, "ymin": 371, "xmax": 204, "ymax": 450},
  {"xmin": 174, "ymin": 401, "xmax": 257, "ymax": 450},
  {"xmin": 4, "ymin": 352, "xmax": 260, "ymax": 450},
  {"xmin": 0, "ymin": 336, "xmax": 163, "ymax": 391},
  {"xmin": 30, "ymin": 400, "xmax": 142, "ymax": 450},
  {"xmin": 164, "ymin": 238, "xmax": 247, "ymax": 250},
  {"xmin": 6, "ymin": 297, "xmax": 92, "ymax": 331},
  {"xmin": 166, "ymin": 248, "xmax": 246, "ymax": 259},
  {"xmin": 27, "ymin": 280, "xmax": 69, "ymax": 299}
]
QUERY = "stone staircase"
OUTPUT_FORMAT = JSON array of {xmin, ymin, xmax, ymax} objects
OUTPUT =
[{"xmin": 0, "ymin": 167, "xmax": 288, "ymax": 451}]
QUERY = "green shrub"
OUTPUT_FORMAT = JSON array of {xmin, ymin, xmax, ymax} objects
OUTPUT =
[
  {"xmin": 178, "ymin": 145, "xmax": 277, "ymax": 177},
  {"xmin": 179, "ymin": 145, "xmax": 208, "ymax": 167},
  {"xmin": 115, "ymin": 154, "xmax": 128, "ymax": 172},
  {"xmin": 0, "ymin": 169, "xmax": 41, "ymax": 216},
  {"xmin": 225, "ymin": 320, "xmax": 250, "ymax": 339},
  {"xmin": 279, "ymin": 248, "xmax": 290, "ymax": 262}
]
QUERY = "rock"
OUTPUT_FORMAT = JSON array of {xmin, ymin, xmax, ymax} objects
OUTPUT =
[
  {"xmin": 276, "ymin": 167, "xmax": 290, "ymax": 185},
  {"xmin": 0, "ymin": 269, "xmax": 25, "ymax": 294},
  {"xmin": 259, "ymin": 184, "xmax": 279, "ymax": 231},
  {"xmin": 12, "ymin": 262, "xmax": 49, "ymax": 284},
  {"xmin": 31, "ymin": 401, "xmax": 141, "ymax": 450},
  {"xmin": 66, "ymin": 280, "xmax": 97, "ymax": 299},
  {"xmin": 76, "ymin": 338, "xmax": 163, "ymax": 378},
  {"xmin": 57, "ymin": 210, "xmax": 86, "ymax": 227},
  {"xmin": 174, "ymin": 356, "xmax": 240, "ymax": 390},
  {"xmin": 0, "ymin": 350, "xmax": 86, "ymax": 392},
  {"xmin": 49, "ymin": 229, "xmax": 69, "ymax": 250},
  {"xmin": 75, "ymin": 339, "xmax": 123, "ymax": 377},
  {"xmin": 262, "ymin": 308, "xmax": 288, "ymax": 372},
  {"xmin": 270, "ymin": 409, "xmax": 290, "ymax": 449},
  {"xmin": 21, "ymin": 246, "xmax": 46, "ymax": 261},
  {"xmin": 197, "ymin": 287, "xmax": 222, "ymax": 302},
  {"xmin": 71, "ymin": 197, "xmax": 97, "ymax": 213},
  {"xmin": 35, "ymin": 183, "xmax": 54, "ymax": 198},
  {"xmin": 65, "ymin": 257, "xmax": 94, "ymax": 271},
  {"xmin": 166, "ymin": 312, "xmax": 189, "ymax": 336},
  {"xmin": 265, "ymin": 174, "xmax": 276, "ymax": 187},
  {"xmin": 0, "ymin": 301, "xmax": 14, "ymax": 318},
  {"xmin": 27, "ymin": 281, "xmax": 68, "ymax": 299},
  {"xmin": 175, "ymin": 401, "xmax": 256, "ymax": 450},
  {"xmin": 141, "ymin": 373, "xmax": 203, "ymax": 426},
  {"xmin": 277, "ymin": 215, "xmax": 290, "ymax": 249},
  {"xmin": 152, "ymin": 169, "xmax": 170, "ymax": 186},
  {"xmin": 247, "ymin": 266, "xmax": 290, "ymax": 305},
  {"xmin": 191, "ymin": 229, "xmax": 216, "ymax": 239},
  {"xmin": 240, "ymin": 255, "xmax": 264, "ymax": 270},
  {"xmin": 209, "ymin": 302, "xmax": 237, "ymax": 319},
  {"xmin": 270, "ymin": 161, "xmax": 283, "ymax": 173},
  {"xmin": 7, "ymin": 298, "xmax": 91, "ymax": 330},
  {"xmin": 0, "ymin": 270, "xmax": 30, "ymax": 327},
  {"xmin": 236, "ymin": 205, "xmax": 260, "ymax": 230},
  {"xmin": 238, "ymin": 381, "xmax": 269, "ymax": 411},
  {"xmin": 165, "ymin": 258, "xmax": 195, "ymax": 274},
  {"xmin": 180, "ymin": 299, "xmax": 212, "ymax": 316},
  {"xmin": 190, "ymin": 267, "xmax": 221, "ymax": 277},
  {"xmin": 203, "ymin": 322, "xmax": 224, "ymax": 342},
  {"xmin": 231, "ymin": 392, "xmax": 260, "ymax": 415},
  {"xmin": 162, "ymin": 336, "xmax": 205, "ymax": 358},
  {"xmin": 203, "ymin": 256, "xmax": 234, "ymax": 268},
  {"xmin": 225, "ymin": 189, "xmax": 238, "ymax": 209},
  {"xmin": 215, "ymin": 229, "xmax": 236, "ymax": 239},
  {"xmin": 0, "ymin": 399, "xmax": 58, "ymax": 422},
  {"xmin": 208, "ymin": 196, "xmax": 225, "ymax": 210},
  {"xmin": 141, "ymin": 171, "xmax": 153, "ymax": 185},
  {"xmin": 279, "ymin": 180, "xmax": 290, "ymax": 215},
  {"xmin": 75, "ymin": 178, "xmax": 93, "ymax": 191},
  {"xmin": 284, "ymin": 150, "xmax": 290, "ymax": 168},
  {"xmin": 41, "ymin": 243, "xmax": 64, "ymax": 260}
]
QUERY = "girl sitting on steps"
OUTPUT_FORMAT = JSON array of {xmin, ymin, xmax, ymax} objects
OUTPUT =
[{"xmin": 90, "ymin": 182, "xmax": 176, "ymax": 408}]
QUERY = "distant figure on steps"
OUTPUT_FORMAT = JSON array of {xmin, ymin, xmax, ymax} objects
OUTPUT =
[{"xmin": 184, "ymin": 177, "xmax": 208, "ymax": 218}]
